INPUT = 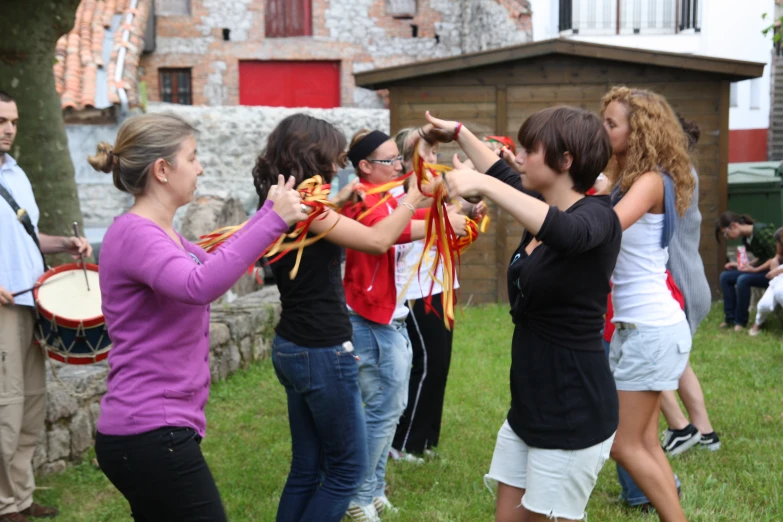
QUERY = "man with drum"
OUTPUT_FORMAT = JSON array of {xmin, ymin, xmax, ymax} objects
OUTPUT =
[{"xmin": 0, "ymin": 90, "xmax": 91, "ymax": 521}]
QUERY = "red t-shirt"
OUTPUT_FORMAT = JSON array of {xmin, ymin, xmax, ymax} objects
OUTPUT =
[{"xmin": 341, "ymin": 188, "xmax": 427, "ymax": 324}]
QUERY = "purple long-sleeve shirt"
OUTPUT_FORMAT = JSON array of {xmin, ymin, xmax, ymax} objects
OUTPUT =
[{"xmin": 96, "ymin": 200, "xmax": 287, "ymax": 437}]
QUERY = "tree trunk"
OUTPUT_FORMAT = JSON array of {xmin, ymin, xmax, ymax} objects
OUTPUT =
[{"xmin": 0, "ymin": 0, "xmax": 84, "ymax": 252}]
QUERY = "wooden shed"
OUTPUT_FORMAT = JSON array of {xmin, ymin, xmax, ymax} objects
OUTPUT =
[{"xmin": 355, "ymin": 39, "xmax": 765, "ymax": 304}]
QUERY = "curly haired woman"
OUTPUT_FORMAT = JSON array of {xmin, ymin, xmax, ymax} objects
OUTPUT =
[
  {"xmin": 602, "ymin": 86, "xmax": 695, "ymax": 522},
  {"xmin": 252, "ymin": 115, "xmax": 430, "ymax": 522}
]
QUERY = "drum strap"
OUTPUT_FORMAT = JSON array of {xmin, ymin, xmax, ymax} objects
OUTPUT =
[{"xmin": 0, "ymin": 182, "xmax": 48, "ymax": 270}]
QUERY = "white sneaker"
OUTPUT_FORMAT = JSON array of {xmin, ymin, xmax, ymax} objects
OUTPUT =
[
  {"xmin": 373, "ymin": 495, "xmax": 399, "ymax": 516},
  {"xmin": 346, "ymin": 501, "xmax": 380, "ymax": 522},
  {"xmin": 388, "ymin": 448, "xmax": 423, "ymax": 464}
]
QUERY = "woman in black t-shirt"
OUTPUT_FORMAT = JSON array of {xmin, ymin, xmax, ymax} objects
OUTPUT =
[
  {"xmin": 251, "ymin": 114, "xmax": 427, "ymax": 522},
  {"xmin": 423, "ymin": 108, "xmax": 620, "ymax": 522}
]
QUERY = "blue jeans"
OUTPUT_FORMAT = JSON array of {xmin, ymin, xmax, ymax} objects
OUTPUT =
[
  {"xmin": 603, "ymin": 337, "xmax": 681, "ymax": 506},
  {"xmin": 272, "ymin": 335, "xmax": 367, "ymax": 522},
  {"xmin": 720, "ymin": 269, "xmax": 769, "ymax": 327},
  {"xmin": 350, "ymin": 314, "xmax": 413, "ymax": 506},
  {"xmin": 617, "ymin": 463, "xmax": 681, "ymax": 507}
]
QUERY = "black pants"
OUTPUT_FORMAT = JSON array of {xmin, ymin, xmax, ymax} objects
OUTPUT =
[
  {"xmin": 392, "ymin": 296, "xmax": 454, "ymax": 454},
  {"xmin": 95, "ymin": 427, "xmax": 227, "ymax": 522}
]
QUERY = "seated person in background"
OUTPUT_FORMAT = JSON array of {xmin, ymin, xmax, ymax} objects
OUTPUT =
[
  {"xmin": 716, "ymin": 211, "xmax": 777, "ymax": 331},
  {"xmin": 749, "ymin": 227, "xmax": 783, "ymax": 336}
]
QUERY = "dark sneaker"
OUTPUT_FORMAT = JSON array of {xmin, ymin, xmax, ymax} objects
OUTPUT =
[
  {"xmin": 699, "ymin": 431, "xmax": 722, "ymax": 451},
  {"xmin": 20, "ymin": 504, "xmax": 58, "ymax": 518},
  {"xmin": 662, "ymin": 424, "xmax": 701, "ymax": 456}
]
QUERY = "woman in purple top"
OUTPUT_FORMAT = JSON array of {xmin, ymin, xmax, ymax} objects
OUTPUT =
[{"xmin": 89, "ymin": 113, "xmax": 305, "ymax": 521}]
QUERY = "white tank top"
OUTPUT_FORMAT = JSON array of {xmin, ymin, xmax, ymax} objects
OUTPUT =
[
  {"xmin": 612, "ymin": 213, "xmax": 686, "ymax": 327},
  {"xmin": 390, "ymin": 186, "xmax": 458, "ymax": 305}
]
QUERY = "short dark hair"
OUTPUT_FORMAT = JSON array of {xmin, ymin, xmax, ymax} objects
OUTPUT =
[
  {"xmin": 517, "ymin": 106, "xmax": 612, "ymax": 193},
  {"xmin": 0, "ymin": 90, "xmax": 14, "ymax": 103}
]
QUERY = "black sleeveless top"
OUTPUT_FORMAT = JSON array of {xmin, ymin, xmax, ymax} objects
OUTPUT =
[{"xmin": 272, "ymin": 237, "xmax": 352, "ymax": 347}]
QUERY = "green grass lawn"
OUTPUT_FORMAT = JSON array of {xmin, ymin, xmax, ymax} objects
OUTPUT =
[{"xmin": 36, "ymin": 304, "xmax": 783, "ymax": 521}]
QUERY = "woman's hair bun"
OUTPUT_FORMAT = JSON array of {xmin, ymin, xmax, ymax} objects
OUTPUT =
[{"xmin": 87, "ymin": 141, "xmax": 115, "ymax": 173}]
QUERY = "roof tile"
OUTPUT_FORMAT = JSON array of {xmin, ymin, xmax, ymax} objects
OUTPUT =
[{"xmin": 53, "ymin": 0, "xmax": 150, "ymax": 113}]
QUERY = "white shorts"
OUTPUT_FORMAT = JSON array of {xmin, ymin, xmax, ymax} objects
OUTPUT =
[
  {"xmin": 609, "ymin": 319, "xmax": 691, "ymax": 392},
  {"xmin": 484, "ymin": 420, "xmax": 615, "ymax": 520}
]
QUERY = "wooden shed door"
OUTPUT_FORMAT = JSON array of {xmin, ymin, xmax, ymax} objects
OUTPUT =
[{"xmin": 239, "ymin": 61, "xmax": 340, "ymax": 108}]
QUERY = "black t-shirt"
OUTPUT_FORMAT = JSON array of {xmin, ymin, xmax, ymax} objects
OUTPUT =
[
  {"xmin": 486, "ymin": 160, "xmax": 620, "ymax": 450},
  {"xmin": 272, "ymin": 237, "xmax": 352, "ymax": 348}
]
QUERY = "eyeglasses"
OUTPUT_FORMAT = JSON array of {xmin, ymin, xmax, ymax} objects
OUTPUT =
[{"xmin": 368, "ymin": 155, "xmax": 403, "ymax": 166}]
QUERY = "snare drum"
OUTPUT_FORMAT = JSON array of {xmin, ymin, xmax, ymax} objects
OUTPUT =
[{"xmin": 33, "ymin": 263, "xmax": 111, "ymax": 364}]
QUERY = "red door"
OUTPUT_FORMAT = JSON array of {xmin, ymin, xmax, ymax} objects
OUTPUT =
[{"xmin": 239, "ymin": 61, "xmax": 340, "ymax": 108}]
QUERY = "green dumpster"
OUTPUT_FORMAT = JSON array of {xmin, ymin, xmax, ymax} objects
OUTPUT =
[{"xmin": 727, "ymin": 161, "xmax": 783, "ymax": 230}]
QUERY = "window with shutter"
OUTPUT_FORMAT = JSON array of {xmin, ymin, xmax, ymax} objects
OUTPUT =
[
  {"xmin": 265, "ymin": 0, "xmax": 312, "ymax": 37},
  {"xmin": 159, "ymin": 68, "xmax": 192, "ymax": 105},
  {"xmin": 678, "ymin": 0, "xmax": 700, "ymax": 31},
  {"xmin": 559, "ymin": 0, "xmax": 697, "ymax": 35},
  {"xmin": 618, "ymin": 0, "xmax": 676, "ymax": 35}
]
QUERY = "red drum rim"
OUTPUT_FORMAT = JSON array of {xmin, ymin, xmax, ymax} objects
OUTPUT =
[
  {"xmin": 44, "ymin": 346, "xmax": 110, "ymax": 365},
  {"xmin": 34, "ymin": 263, "xmax": 103, "ymax": 329}
]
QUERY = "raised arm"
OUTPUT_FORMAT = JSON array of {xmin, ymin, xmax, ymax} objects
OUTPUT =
[
  {"xmin": 424, "ymin": 113, "xmax": 538, "ymax": 197},
  {"xmin": 439, "ymin": 169, "xmax": 548, "ymax": 234},
  {"xmin": 312, "ymin": 180, "xmax": 467, "ymax": 254},
  {"xmin": 440, "ymin": 169, "xmax": 615, "ymax": 255},
  {"xmin": 126, "ymin": 176, "xmax": 304, "ymax": 305},
  {"xmin": 533, "ymin": 200, "xmax": 618, "ymax": 256},
  {"xmin": 423, "ymin": 111, "xmax": 502, "ymax": 173},
  {"xmin": 612, "ymin": 171, "xmax": 664, "ymax": 231}
]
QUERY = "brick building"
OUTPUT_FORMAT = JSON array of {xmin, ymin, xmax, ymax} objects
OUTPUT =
[{"xmin": 140, "ymin": 0, "xmax": 532, "ymax": 108}]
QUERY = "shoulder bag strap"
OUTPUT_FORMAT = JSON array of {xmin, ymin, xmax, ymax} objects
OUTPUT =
[{"xmin": 0, "ymin": 182, "xmax": 49, "ymax": 270}]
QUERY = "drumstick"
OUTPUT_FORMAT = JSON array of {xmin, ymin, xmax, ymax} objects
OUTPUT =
[
  {"xmin": 73, "ymin": 222, "xmax": 91, "ymax": 291},
  {"xmin": 12, "ymin": 284, "xmax": 39, "ymax": 297}
]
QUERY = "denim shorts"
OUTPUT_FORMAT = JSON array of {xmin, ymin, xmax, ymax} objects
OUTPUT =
[
  {"xmin": 609, "ymin": 319, "xmax": 691, "ymax": 392},
  {"xmin": 484, "ymin": 420, "xmax": 615, "ymax": 521}
]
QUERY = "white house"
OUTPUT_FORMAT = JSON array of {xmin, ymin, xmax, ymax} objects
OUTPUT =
[{"xmin": 528, "ymin": 0, "xmax": 776, "ymax": 162}]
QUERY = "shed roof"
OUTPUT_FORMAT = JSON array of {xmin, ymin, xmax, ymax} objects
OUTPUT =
[{"xmin": 355, "ymin": 38, "xmax": 765, "ymax": 89}]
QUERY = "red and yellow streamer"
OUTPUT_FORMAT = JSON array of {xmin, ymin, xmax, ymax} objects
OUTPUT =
[
  {"xmin": 408, "ymin": 148, "xmax": 460, "ymax": 329},
  {"xmin": 196, "ymin": 175, "xmax": 336, "ymax": 280},
  {"xmin": 345, "ymin": 172, "xmax": 412, "ymax": 221},
  {"xmin": 401, "ymin": 149, "xmax": 493, "ymax": 329}
]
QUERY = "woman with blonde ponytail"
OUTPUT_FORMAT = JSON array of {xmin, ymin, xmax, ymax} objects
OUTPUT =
[{"xmin": 90, "ymin": 113, "xmax": 306, "ymax": 521}]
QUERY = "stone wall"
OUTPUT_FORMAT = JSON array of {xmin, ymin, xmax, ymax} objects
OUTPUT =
[
  {"xmin": 141, "ymin": 0, "xmax": 532, "ymax": 108},
  {"xmin": 34, "ymin": 286, "xmax": 281, "ymax": 476},
  {"xmin": 69, "ymin": 104, "xmax": 389, "ymax": 229}
]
